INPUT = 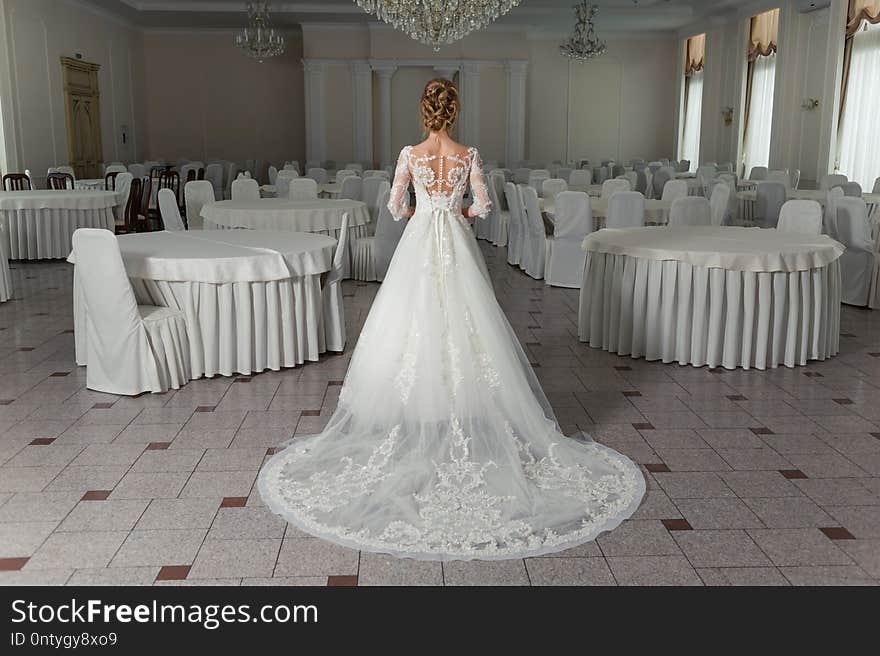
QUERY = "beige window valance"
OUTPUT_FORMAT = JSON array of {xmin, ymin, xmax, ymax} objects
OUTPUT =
[
  {"xmin": 685, "ymin": 33, "xmax": 705, "ymax": 76},
  {"xmin": 748, "ymin": 8, "xmax": 780, "ymax": 61},
  {"xmin": 847, "ymin": 0, "xmax": 880, "ymax": 38}
]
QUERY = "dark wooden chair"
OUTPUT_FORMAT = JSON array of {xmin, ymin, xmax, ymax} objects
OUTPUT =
[
  {"xmin": 105, "ymin": 171, "xmax": 120, "ymax": 191},
  {"xmin": 149, "ymin": 165, "xmax": 171, "ymax": 180},
  {"xmin": 136, "ymin": 176, "xmax": 156, "ymax": 231},
  {"xmin": 46, "ymin": 172, "xmax": 75, "ymax": 190},
  {"xmin": 197, "ymin": 168, "xmax": 205, "ymax": 181},
  {"xmin": 3, "ymin": 173, "xmax": 32, "ymax": 191}
]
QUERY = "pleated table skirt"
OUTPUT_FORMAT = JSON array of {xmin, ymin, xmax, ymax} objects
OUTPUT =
[
  {"xmin": 2, "ymin": 207, "xmax": 115, "ymax": 260},
  {"xmin": 75, "ymin": 275, "xmax": 333, "ymax": 378},
  {"xmin": 0, "ymin": 228, "xmax": 10, "ymax": 302},
  {"xmin": 578, "ymin": 252, "xmax": 841, "ymax": 370}
]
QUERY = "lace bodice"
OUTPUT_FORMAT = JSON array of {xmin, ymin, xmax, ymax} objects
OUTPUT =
[{"xmin": 388, "ymin": 145, "xmax": 492, "ymax": 220}]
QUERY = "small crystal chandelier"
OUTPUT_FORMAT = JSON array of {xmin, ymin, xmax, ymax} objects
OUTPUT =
[
  {"xmin": 235, "ymin": 1, "xmax": 285, "ymax": 63},
  {"xmin": 354, "ymin": 1, "xmax": 522, "ymax": 50},
  {"xmin": 560, "ymin": 2, "xmax": 607, "ymax": 61}
]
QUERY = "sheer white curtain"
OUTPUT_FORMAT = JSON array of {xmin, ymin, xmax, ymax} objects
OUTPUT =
[
  {"xmin": 680, "ymin": 71, "xmax": 703, "ymax": 172},
  {"xmin": 838, "ymin": 22, "xmax": 880, "ymax": 189},
  {"xmin": 743, "ymin": 53, "xmax": 777, "ymax": 176}
]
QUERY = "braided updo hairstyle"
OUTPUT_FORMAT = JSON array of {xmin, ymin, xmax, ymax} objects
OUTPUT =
[{"xmin": 420, "ymin": 78, "xmax": 460, "ymax": 134}]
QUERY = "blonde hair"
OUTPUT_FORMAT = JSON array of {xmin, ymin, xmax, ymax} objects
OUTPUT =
[{"xmin": 420, "ymin": 78, "xmax": 459, "ymax": 134}]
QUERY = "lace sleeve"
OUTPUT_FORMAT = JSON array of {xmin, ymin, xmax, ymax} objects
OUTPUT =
[
  {"xmin": 468, "ymin": 148, "xmax": 492, "ymax": 219},
  {"xmin": 388, "ymin": 146, "xmax": 412, "ymax": 221}
]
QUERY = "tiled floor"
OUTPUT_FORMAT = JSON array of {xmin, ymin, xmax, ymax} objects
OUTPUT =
[{"xmin": 1, "ymin": 242, "xmax": 879, "ymax": 586}]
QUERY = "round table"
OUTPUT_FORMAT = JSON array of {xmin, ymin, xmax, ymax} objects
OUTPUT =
[
  {"xmin": 0, "ymin": 190, "xmax": 117, "ymax": 260},
  {"xmin": 70, "ymin": 230, "xmax": 338, "ymax": 378},
  {"xmin": 578, "ymin": 226, "xmax": 844, "ymax": 370},
  {"xmin": 542, "ymin": 197, "xmax": 673, "ymax": 224}
]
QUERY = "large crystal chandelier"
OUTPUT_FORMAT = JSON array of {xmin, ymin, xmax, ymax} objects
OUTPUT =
[
  {"xmin": 235, "ymin": 1, "xmax": 285, "ymax": 63},
  {"xmin": 355, "ymin": 1, "xmax": 522, "ymax": 49},
  {"xmin": 560, "ymin": 2, "xmax": 607, "ymax": 61}
]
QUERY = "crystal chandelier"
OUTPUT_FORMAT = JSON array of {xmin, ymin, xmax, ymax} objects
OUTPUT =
[
  {"xmin": 560, "ymin": 2, "xmax": 607, "ymax": 61},
  {"xmin": 355, "ymin": 1, "xmax": 522, "ymax": 50},
  {"xmin": 235, "ymin": 1, "xmax": 285, "ymax": 63}
]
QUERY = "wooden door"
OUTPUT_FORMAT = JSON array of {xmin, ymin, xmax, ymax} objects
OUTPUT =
[{"xmin": 61, "ymin": 57, "xmax": 103, "ymax": 179}]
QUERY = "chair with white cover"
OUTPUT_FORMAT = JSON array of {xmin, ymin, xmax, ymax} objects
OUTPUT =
[
  {"xmin": 519, "ymin": 186, "xmax": 546, "ymax": 279},
  {"xmin": 158, "ymin": 188, "xmax": 186, "ymax": 231},
  {"xmin": 113, "ymin": 173, "xmax": 134, "ymax": 232},
  {"xmin": 231, "ymin": 178, "xmax": 261, "ymax": 202},
  {"xmin": 487, "ymin": 172, "xmax": 508, "ymax": 246},
  {"xmin": 268, "ymin": 166, "xmax": 278, "ymax": 186},
  {"xmin": 363, "ymin": 177, "xmax": 389, "ymax": 222},
  {"xmin": 669, "ymin": 196, "xmax": 711, "ymax": 226},
  {"xmin": 306, "ymin": 167, "xmax": 328, "ymax": 184},
  {"xmin": 545, "ymin": 191, "xmax": 592, "ymax": 288},
  {"xmin": 288, "ymin": 178, "xmax": 318, "ymax": 201},
  {"xmin": 504, "ymin": 182, "xmax": 525, "ymax": 266},
  {"xmin": 513, "ymin": 168, "xmax": 531, "ymax": 184},
  {"xmin": 594, "ymin": 166, "xmax": 610, "ymax": 184},
  {"xmin": 184, "ymin": 181, "xmax": 214, "ymax": 230},
  {"xmin": 873, "ymin": 177, "xmax": 880, "ymax": 194},
  {"xmin": 754, "ymin": 181, "xmax": 787, "ymax": 228},
  {"xmin": 528, "ymin": 170, "xmax": 550, "ymax": 193},
  {"xmin": 767, "ymin": 170, "xmax": 792, "ymax": 190},
  {"xmin": 72, "ymin": 229, "xmax": 190, "ymax": 394},
  {"xmin": 777, "ymin": 200, "xmax": 822, "ymax": 235},
  {"xmin": 338, "ymin": 176, "xmax": 363, "ymax": 201},
  {"xmin": 305, "ymin": 160, "xmax": 320, "ymax": 171},
  {"xmin": 606, "ymin": 191, "xmax": 645, "ymax": 229},
  {"xmin": 661, "ymin": 179, "xmax": 688, "ymax": 203},
  {"xmin": 748, "ymin": 166, "xmax": 769, "ymax": 181},
  {"xmin": 619, "ymin": 171, "xmax": 638, "ymax": 191},
  {"xmin": 105, "ymin": 164, "xmax": 127, "ymax": 175},
  {"xmin": 275, "ymin": 170, "xmax": 299, "ymax": 199},
  {"xmin": 336, "ymin": 169, "xmax": 358, "ymax": 182},
  {"xmin": 542, "ymin": 179, "xmax": 568, "ymax": 205},
  {"xmin": 709, "ymin": 183, "xmax": 732, "ymax": 226},
  {"xmin": 351, "ymin": 190, "xmax": 408, "ymax": 282},
  {"xmin": 601, "ymin": 178, "xmax": 630, "ymax": 199},
  {"xmin": 836, "ymin": 197, "xmax": 874, "ymax": 306},
  {"xmin": 285, "ymin": 161, "xmax": 301, "ymax": 174},
  {"xmin": 823, "ymin": 187, "xmax": 845, "ymax": 239},
  {"xmin": 224, "ymin": 163, "xmax": 239, "ymax": 200},
  {"xmin": 322, "ymin": 213, "xmax": 350, "ymax": 352},
  {"xmin": 790, "ymin": 169, "xmax": 801, "ymax": 189},
  {"xmin": 839, "ymin": 181, "xmax": 863, "ymax": 197},
  {"xmin": 820, "ymin": 173, "xmax": 848, "ymax": 190},
  {"xmin": 363, "ymin": 170, "xmax": 390, "ymax": 180},
  {"xmin": 204, "ymin": 163, "xmax": 223, "ymax": 201},
  {"xmin": 569, "ymin": 169, "xmax": 592, "ymax": 189},
  {"xmin": 555, "ymin": 168, "xmax": 573, "ymax": 185},
  {"xmin": 127, "ymin": 163, "xmax": 146, "ymax": 179},
  {"xmin": 344, "ymin": 163, "xmax": 364, "ymax": 174}
]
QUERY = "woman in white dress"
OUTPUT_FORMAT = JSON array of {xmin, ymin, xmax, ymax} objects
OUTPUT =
[{"xmin": 259, "ymin": 79, "xmax": 645, "ymax": 560}]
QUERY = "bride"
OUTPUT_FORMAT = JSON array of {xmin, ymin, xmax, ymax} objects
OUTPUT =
[{"xmin": 259, "ymin": 78, "xmax": 645, "ymax": 560}]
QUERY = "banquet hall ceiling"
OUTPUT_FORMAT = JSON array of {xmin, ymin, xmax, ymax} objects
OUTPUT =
[{"xmin": 85, "ymin": 0, "xmax": 747, "ymax": 33}]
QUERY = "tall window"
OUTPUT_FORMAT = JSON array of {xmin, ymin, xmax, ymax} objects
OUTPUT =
[
  {"xmin": 680, "ymin": 33, "xmax": 705, "ymax": 172},
  {"xmin": 838, "ymin": 2, "xmax": 880, "ymax": 190},
  {"xmin": 742, "ymin": 8, "xmax": 779, "ymax": 178}
]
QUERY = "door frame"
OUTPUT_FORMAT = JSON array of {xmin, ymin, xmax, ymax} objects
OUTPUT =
[{"xmin": 60, "ymin": 56, "xmax": 103, "ymax": 178}]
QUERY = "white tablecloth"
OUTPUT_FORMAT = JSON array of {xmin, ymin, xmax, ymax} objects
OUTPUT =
[
  {"xmin": 543, "ymin": 198, "xmax": 672, "ymax": 224},
  {"xmin": 75, "ymin": 179, "xmax": 105, "ymax": 191},
  {"xmin": 578, "ymin": 226, "xmax": 844, "ymax": 370},
  {"xmin": 0, "ymin": 190, "xmax": 117, "ymax": 259},
  {"xmin": 737, "ymin": 189, "xmax": 880, "ymax": 224},
  {"xmin": 70, "ymin": 230, "xmax": 339, "ymax": 378}
]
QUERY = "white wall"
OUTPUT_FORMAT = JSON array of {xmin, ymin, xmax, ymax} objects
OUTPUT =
[{"xmin": 0, "ymin": 0, "xmax": 146, "ymax": 183}]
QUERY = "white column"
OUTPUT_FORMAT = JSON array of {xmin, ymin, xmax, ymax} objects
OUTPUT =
[
  {"xmin": 459, "ymin": 62, "xmax": 481, "ymax": 146},
  {"xmin": 303, "ymin": 59, "xmax": 327, "ymax": 164},
  {"xmin": 373, "ymin": 63, "xmax": 397, "ymax": 168},
  {"xmin": 817, "ymin": 0, "xmax": 848, "ymax": 177},
  {"xmin": 350, "ymin": 60, "xmax": 374, "ymax": 166},
  {"xmin": 505, "ymin": 60, "xmax": 528, "ymax": 166}
]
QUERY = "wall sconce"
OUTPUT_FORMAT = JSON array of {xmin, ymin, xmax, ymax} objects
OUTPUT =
[
  {"xmin": 802, "ymin": 98, "xmax": 820, "ymax": 110},
  {"xmin": 721, "ymin": 107, "xmax": 734, "ymax": 126}
]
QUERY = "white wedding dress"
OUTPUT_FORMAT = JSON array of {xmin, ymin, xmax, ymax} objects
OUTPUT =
[{"xmin": 259, "ymin": 145, "xmax": 645, "ymax": 560}]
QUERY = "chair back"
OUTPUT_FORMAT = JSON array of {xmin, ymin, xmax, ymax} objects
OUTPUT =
[
  {"xmin": 553, "ymin": 191, "xmax": 593, "ymax": 241},
  {"xmin": 569, "ymin": 169, "xmax": 591, "ymax": 188},
  {"xmin": 105, "ymin": 171, "xmax": 121, "ymax": 191},
  {"xmin": 619, "ymin": 171, "xmax": 638, "ymax": 191},
  {"xmin": 555, "ymin": 167, "xmax": 573, "ymax": 185},
  {"xmin": 777, "ymin": 200, "xmax": 822, "ymax": 235},
  {"xmin": 47, "ymin": 172, "xmax": 75, "ymax": 190},
  {"xmin": 55, "ymin": 165, "xmax": 76, "ymax": 179},
  {"xmin": 344, "ymin": 163, "xmax": 364, "ymax": 174},
  {"xmin": 268, "ymin": 166, "xmax": 278, "ymax": 186},
  {"xmin": 363, "ymin": 170, "xmax": 390, "ymax": 180},
  {"xmin": 709, "ymin": 183, "xmax": 732, "ymax": 226},
  {"xmin": 114, "ymin": 172, "xmax": 134, "ymax": 227},
  {"xmin": 661, "ymin": 179, "xmax": 688, "ymax": 202},
  {"xmin": 158, "ymin": 188, "xmax": 185, "ymax": 230},
  {"xmin": 520, "ymin": 186, "xmax": 545, "ymax": 237},
  {"xmin": 339, "ymin": 175, "xmax": 363, "ymax": 201},
  {"xmin": 839, "ymin": 181, "xmax": 862, "ymax": 197},
  {"xmin": 204, "ymin": 163, "xmax": 223, "ymax": 201},
  {"xmin": 542, "ymin": 178, "xmax": 568, "ymax": 204},
  {"xmin": 275, "ymin": 170, "xmax": 299, "ymax": 199},
  {"xmin": 289, "ymin": 178, "xmax": 318, "ymax": 201},
  {"xmin": 611, "ymin": 164, "xmax": 626, "ymax": 178},
  {"xmin": 669, "ymin": 196, "xmax": 711, "ymax": 226},
  {"xmin": 607, "ymin": 191, "xmax": 646, "ymax": 228},
  {"xmin": 652, "ymin": 167, "xmax": 673, "ymax": 197},
  {"xmin": 820, "ymin": 173, "xmax": 848, "ymax": 190},
  {"xmin": 823, "ymin": 187, "xmax": 845, "ymax": 239},
  {"xmin": 767, "ymin": 170, "xmax": 791, "ymax": 190},
  {"xmin": 158, "ymin": 170, "xmax": 181, "ymax": 205},
  {"xmin": 336, "ymin": 169, "xmax": 358, "ymax": 182},
  {"xmin": 306, "ymin": 167, "xmax": 328, "ymax": 184},
  {"xmin": 789, "ymin": 169, "xmax": 801, "ymax": 190},
  {"xmin": 374, "ymin": 190, "xmax": 408, "ymax": 279},
  {"xmin": 601, "ymin": 178, "xmax": 630, "ymax": 199},
  {"xmin": 513, "ymin": 168, "xmax": 531, "ymax": 184},
  {"xmin": 835, "ymin": 197, "xmax": 872, "ymax": 252},
  {"xmin": 105, "ymin": 164, "xmax": 127, "ymax": 175},
  {"xmin": 231, "ymin": 178, "xmax": 261, "ymax": 202},
  {"xmin": 873, "ymin": 177, "xmax": 880, "ymax": 195},
  {"xmin": 756, "ymin": 181, "xmax": 787, "ymax": 227},
  {"xmin": 184, "ymin": 181, "xmax": 215, "ymax": 228},
  {"xmin": 748, "ymin": 166, "xmax": 768, "ymax": 181},
  {"xmin": 326, "ymin": 213, "xmax": 350, "ymax": 288},
  {"xmin": 363, "ymin": 177, "xmax": 388, "ymax": 215}
]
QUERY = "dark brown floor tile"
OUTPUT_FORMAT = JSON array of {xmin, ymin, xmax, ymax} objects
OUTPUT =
[
  {"xmin": 645, "ymin": 463, "xmax": 671, "ymax": 473},
  {"xmin": 0, "ymin": 557, "xmax": 29, "ymax": 571},
  {"xmin": 0, "ymin": 399, "xmax": 14, "ymax": 405},
  {"xmin": 327, "ymin": 575, "xmax": 358, "ymax": 587},
  {"xmin": 727, "ymin": 395, "xmax": 747, "ymax": 401},
  {"xmin": 622, "ymin": 391, "xmax": 642, "ymax": 397},
  {"xmin": 819, "ymin": 527, "xmax": 856, "ymax": 540},
  {"xmin": 29, "ymin": 438, "xmax": 55, "ymax": 445},
  {"xmin": 92, "ymin": 402, "xmax": 114, "ymax": 409},
  {"xmin": 301, "ymin": 410, "xmax": 321, "ymax": 416},
  {"xmin": 81, "ymin": 490, "xmax": 112, "ymax": 501},
  {"xmin": 832, "ymin": 398, "xmax": 854, "ymax": 406},
  {"xmin": 662, "ymin": 518, "xmax": 693, "ymax": 531},
  {"xmin": 751, "ymin": 427, "xmax": 774, "ymax": 435},
  {"xmin": 156, "ymin": 565, "xmax": 191, "ymax": 581},
  {"xmin": 195, "ymin": 406, "xmax": 216, "ymax": 412},
  {"xmin": 779, "ymin": 469, "xmax": 808, "ymax": 480},
  {"xmin": 146, "ymin": 442, "xmax": 171, "ymax": 450},
  {"xmin": 633, "ymin": 422, "xmax": 655, "ymax": 430},
  {"xmin": 234, "ymin": 377, "xmax": 252, "ymax": 383},
  {"xmin": 49, "ymin": 372, "xmax": 70, "ymax": 377},
  {"xmin": 220, "ymin": 497, "xmax": 248, "ymax": 508}
]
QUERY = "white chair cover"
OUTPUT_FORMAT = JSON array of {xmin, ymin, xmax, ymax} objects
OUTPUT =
[
  {"xmin": 344, "ymin": 163, "xmax": 364, "ymax": 174},
  {"xmin": 204, "ymin": 163, "xmax": 223, "ymax": 201},
  {"xmin": 601, "ymin": 178, "xmax": 631, "ymax": 199},
  {"xmin": 231, "ymin": 178, "xmax": 261, "ymax": 202},
  {"xmin": 555, "ymin": 168, "xmax": 573, "ymax": 185},
  {"xmin": 289, "ymin": 178, "xmax": 319, "ymax": 201},
  {"xmin": 268, "ymin": 166, "xmax": 278, "ymax": 186},
  {"xmin": 873, "ymin": 177, "xmax": 880, "ymax": 194},
  {"xmin": 519, "ymin": 185, "xmax": 546, "ymax": 279},
  {"xmin": 487, "ymin": 172, "xmax": 508, "ymax": 247},
  {"xmin": 72, "ymin": 229, "xmax": 190, "ymax": 394},
  {"xmin": 823, "ymin": 187, "xmax": 845, "ymax": 239},
  {"xmin": 619, "ymin": 171, "xmax": 638, "ymax": 191},
  {"xmin": 709, "ymin": 183, "xmax": 731, "ymax": 226},
  {"xmin": 127, "ymin": 163, "xmax": 146, "ymax": 179},
  {"xmin": 767, "ymin": 170, "xmax": 792, "ymax": 190},
  {"xmin": 652, "ymin": 167, "xmax": 674, "ymax": 198},
  {"xmin": 669, "ymin": 196, "xmax": 711, "ymax": 226},
  {"xmin": 820, "ymin": 174, "xmax": 848, "ymax": 190},
  {"xmin": 661, "ymin": 179, "xmax": 688, "ymax": 203},
  {"xmin": 184, "ymin": 181, "xmax": 215, "ymax": 230},
  {"xmin": 840, "ymin": 181, "xmax": 863, "ymax": 197},
  {"xmin": 607, "ymin": 191, "xmax": 646, "ymax": 228},
  {"xmin": 756, "ymin": 181, "xmax": 787, "ymax": 228},
  {"xmin": 224, "ymin": 164, "xmax": 239, "ymax": 200},
  {"xmin": 322, "ymin": 213, "xmax": 349, "ymax": 352},
  {"xmin": 105, "ymin": 164, "xmax": 127, "ymax": 175},
  {"xmin": 363, "ymin": 177, "xmax": 389, "ymax": 222},
  {"xmin": 504, "ymin": 182, "xmax": 525, "ymax": 266},
  {"xmin": 114, "ymin": 172, "xmax": 134, "ymax": 226},
  {"xmin": 777, "ymin": 200, "xmax": 822, "ymax": 235},
  {"xmin": 542, "ymin": 178, "xmax": 568, "ymax": 205},
  {"xmin": 790, "ymin": 169, "xmax": 801, "ymax": 190},
  {"xmin": 0, "ymin": 222, "xmax": 10, "ymax": 302},
  {"xmin": 513, "ymin": 168, "xmax": 531, "ymax": 184},
  {"xmin": 306, "ymin": 168, "xmax": 329, "ymax": 184},
  {"xmin": 336, "ymin": 169, "xmax": 358, "ymax": 182},
  {"xmin": 836, "ymin": 197, "xmax": 874, "ymax": 306},
  {"xmin": 352, "ymin": 189, "xmax": 409, "ymax": 283},
  {"xmin": 275, "ymin": 170, "xmax": 299, "ymax": 199},
  {"xmin": 545, "ymin": 191, "xmax": 592, "ymax": 288},
  {"xmin": 339, "ymin": 176, "xmax": 363, "ymax": 201},
  {"xmin": 569, "ymin": 169, "xmax": 592, "ymax": 188},
  {"xmin": 158, "ymin": 188, "xmax": 186, "ymax": 231},
  {"xmin": 363, "ymin": 170, "xmax": 390, "ymax": 180}
]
